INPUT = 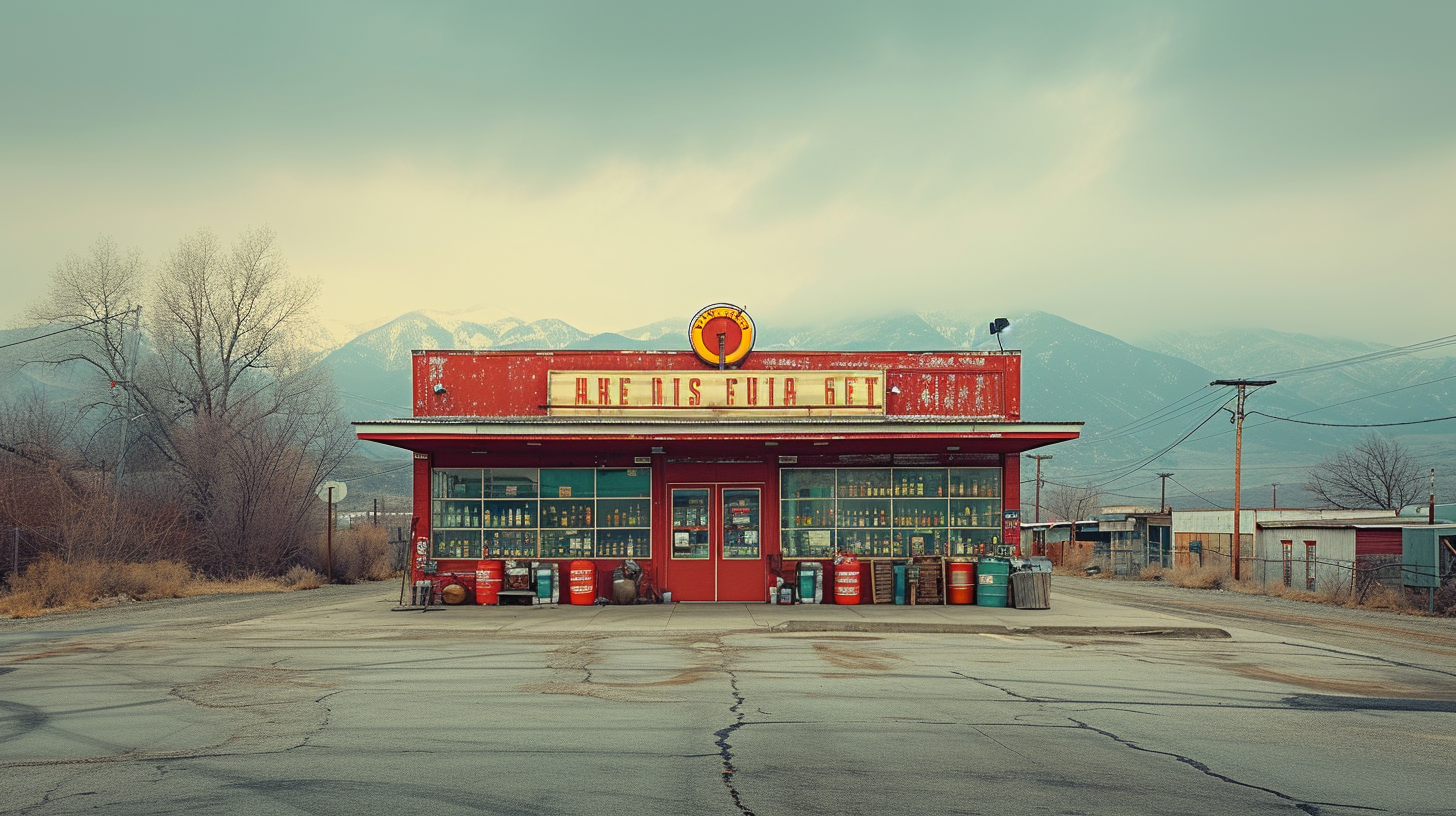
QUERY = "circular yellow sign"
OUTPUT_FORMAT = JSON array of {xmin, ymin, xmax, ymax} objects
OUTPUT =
[{"xmin": 689, "ymin": 304, "xmax": 755, "ymax": 367}]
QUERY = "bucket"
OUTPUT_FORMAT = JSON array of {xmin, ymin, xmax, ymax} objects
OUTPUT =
[{"xmin": 662, "ymin": 591, "xmax": 673, "ymax": 603}]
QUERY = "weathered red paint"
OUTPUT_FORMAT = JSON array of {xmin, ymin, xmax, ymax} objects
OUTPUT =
[
  {"xmin": 413, "ymin": 350, "xmax": 1020, "ymax": 419},
  {"xmin": 1355, "ymin": 528, "xmax": 1403, "ymax": 556}
]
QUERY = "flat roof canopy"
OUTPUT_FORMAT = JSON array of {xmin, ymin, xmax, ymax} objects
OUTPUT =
[{"xmin": 355, "ymin": 416, "xmax": 1082, "ymax": 458}]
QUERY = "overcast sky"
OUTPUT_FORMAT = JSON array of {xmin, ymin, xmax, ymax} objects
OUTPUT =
[{"xmin": 2, "ymin": 1, "xmax": 1453, "ymax": 342}]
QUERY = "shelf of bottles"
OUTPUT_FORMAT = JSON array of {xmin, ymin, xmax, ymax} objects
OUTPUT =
[
  {"xmin": 431, "ymin": 467, "xmax": 651, "ymax": 560},
  {"xmin": 780, "ymin": 467, "xmax": 1003, "ymax": 558}
]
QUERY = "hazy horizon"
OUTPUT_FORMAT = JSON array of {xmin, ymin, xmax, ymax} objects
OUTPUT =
[{"xmin": 4, "ymin": 2, "xmax": 1453, "ymax": 344}]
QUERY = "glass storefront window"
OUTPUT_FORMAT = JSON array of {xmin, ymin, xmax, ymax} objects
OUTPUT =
[
  {"xmin": 722, "ymin": 488, "xmax": 760, "ymax": 560},
  {"xmin": 780, "ymin": 466, "xmax": 1003, "ymax": 558},
  {"xmin": 433, "ymin": 469, "xmax": 484, "ymax": 499},
  {"xmin": 671, "ymin": 488, "xmax": 711, "ymax": 559},
  {"xmin": 428, "ymin": 467, "xmax": 650, "ymax": 560}
]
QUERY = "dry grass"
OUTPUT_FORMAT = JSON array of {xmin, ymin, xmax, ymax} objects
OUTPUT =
[
  {"xmin": 306, "ymin": 526, "xmax": 395, "ymax": 584},
  {"xmin": 1052, "ymin": 545, "xmax": 1096, "ymax": 576},
  {"xmin": 0, "ymin": 556, "xmax": 321, "ymax": 619},
  {"xmin": 1138, "ymin": 564, "xmax": 1168, "ymax": 581},
  {"xmin": 1170, "ymin": 565, "xmax": 1229, "ymax": 590}
]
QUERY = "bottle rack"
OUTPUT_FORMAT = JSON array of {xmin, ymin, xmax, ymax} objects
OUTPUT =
[
  {"xmin": 780, "ymin": 467, "xmax": 1003, "ymax": 558},
  {"xmin": 430, "ymin": 467, "xmax": 651, "ymax": 560}
]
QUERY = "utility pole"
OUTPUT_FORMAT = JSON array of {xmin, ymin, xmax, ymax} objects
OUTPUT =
[
  {"xmin": 1210, "ymin": 379, "xmax": 1277, "ymax": 581},
  {"xmin": 1157, "ymin": 473, "xmax": 1174, "ymax": 513},
  {"xmin": 1271, "ymin": 483, "xmax": 1278, "ymax": 509},
  {"xmin": 1028, "ymin": 454, "xmax": 1052, "ymax": 523},
  {"xmin": 1430, "ymin": 468, "xmax": 1437, "ymax": 525}
]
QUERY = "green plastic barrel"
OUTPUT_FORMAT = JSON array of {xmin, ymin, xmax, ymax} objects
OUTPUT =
[
  {"xmin": 975, "ymin": 558, "xmax": 1010, "ymax": 607},
  {"xmin": 798, "ymin": 565, "xmax": 819, "ymax": 603}
]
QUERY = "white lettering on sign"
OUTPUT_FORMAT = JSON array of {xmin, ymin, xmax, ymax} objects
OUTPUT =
[{"xmin": 547, "ymin": 370, "xmax": 886, "ymax": 416}]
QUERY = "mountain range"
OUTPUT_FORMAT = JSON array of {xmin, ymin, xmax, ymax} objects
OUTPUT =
[{"xmin": 4, "ymin": 309, "xmax": 1452, "ymax": 510}]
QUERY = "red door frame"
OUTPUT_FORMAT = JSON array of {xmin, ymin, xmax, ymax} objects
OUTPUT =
[{"xmin": 661, "ymin": 462, "xmax": 771, "ymax": 601}]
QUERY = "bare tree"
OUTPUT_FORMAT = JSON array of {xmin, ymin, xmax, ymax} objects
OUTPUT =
[
  {"xmin": 23, "ymin": 228, "xmax": 351, "ymax": 575},
  {"xmin": 1304, "ymin": 434, "xmax": 1425, "ymax": 511},
  {"xmin": 1043, "ymin": 483, "xmax": 1103, "ymax": 523}
]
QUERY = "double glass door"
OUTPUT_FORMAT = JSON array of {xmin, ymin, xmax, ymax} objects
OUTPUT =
[{"xmin": 667, "ymin": 484, "xmax": 764, "ymax": 601}]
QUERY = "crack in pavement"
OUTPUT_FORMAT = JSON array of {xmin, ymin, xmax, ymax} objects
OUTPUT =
[
  {"xmin": 1279, "ymin": 642, "xmax": 1456, "ymax": 681},
  {"xmin": 713, "ymin": 671, "xmax": 756, "ymax": 816},
  {"xmin": 1067, "ymin": 718, "xmax": 1387, "ymax": 815},
  {"xmin": 954, "ymin": 670, "xmax": 1391, "ymax": 814}
]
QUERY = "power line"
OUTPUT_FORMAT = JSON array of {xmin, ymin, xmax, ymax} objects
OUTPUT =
[
  {"xmin": 1248, "ymin": 411, "xmax": 1456, "ymax": 428},
  {"xmin": 1063, "ymin": 399, "xmax": 1234, "ymax": 486},
  {"xmin": 1252, "ymin": 332, "xmax": 1456, "ymax": 379},
  {"xmin": 1169, "ymin": 476, "xmax": 1222, "ymax": 509},
  {"xmin": 341, "ymin": 462, "xmax": 413, "ymax": 482},
  {"xmin": 1073, "ymin": 385, "xmax": 1224, "ymax": 443},
  {"xmin": 340, "ymin": 392, "xmax": 412, "ymax": 412},
  {"xmin": 0, "ymin": 312, "xmax": 132, "ymax": 351},
  {"xmin": 1071, "ymin": 388, "xmax": 1235, "ymax": 446}
]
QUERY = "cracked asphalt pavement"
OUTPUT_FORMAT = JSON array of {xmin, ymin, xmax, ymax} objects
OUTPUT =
[{"xmin": 3, "ymin": 582, "xmax": 1455, "ymax": 815}]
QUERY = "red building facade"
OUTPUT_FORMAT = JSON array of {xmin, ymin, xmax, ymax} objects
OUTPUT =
[{"xmin": 355, "ymin": 346, "xmax": 1080, "ymax": 602}]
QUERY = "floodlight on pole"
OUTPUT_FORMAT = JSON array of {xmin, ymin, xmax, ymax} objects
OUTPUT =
[{"xmin": 988, "ymin": 317, "xmax": 1011, "ymax": 351}]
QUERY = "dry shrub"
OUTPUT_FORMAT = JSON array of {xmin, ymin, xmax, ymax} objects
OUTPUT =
[
  {"xmin": 282, "ymin": 565, "xmax": 325, "ymax": 590},
  {"xmin": 1433, "ymin": 583, "xmax": 1456, "ymax": 617},
  {"xmin": 1351, "ymin": 583, "xmax": 1415, "ymax": 613},
  {"xmin": 1052, "ymin": 545, "xmax": 1094, "ymax": 576},
  {"xmin": 1138, "ymin": 564, "xmax": 1168, "ymax": 581},
  {"xmin": 0, "ymin": 556, "xmax": 194, "ymax": 617},
  {"xmin": 0, "ymin": 556, "xmax": 319, "ymax": 618},
  {"xmin": 1172, "ymin": 565, "xmax": 1227, "ymax": 590},
  {"xmin": 305, "ymin": 525, "xmax": 393, "ymax": 584}
]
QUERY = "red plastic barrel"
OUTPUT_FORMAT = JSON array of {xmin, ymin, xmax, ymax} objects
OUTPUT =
[
  {"xmin": 568, "ymin": 560, "xmax": 597, "ymax": 605},
  {"xmin": 474, "ymin": 560, "xmax": 503, "ymax": 605},
  {"xmin": 948, "ymin": 561, "xmax": 975, "ymax": 604},
  {"xmin": 833, "ymin": 555, "xmax": 862, "ymax": 604}
]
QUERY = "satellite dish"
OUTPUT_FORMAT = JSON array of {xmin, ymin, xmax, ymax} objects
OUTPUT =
[{"xmin": 316, "ymin": 480, "xmax": 347, "ymax": 503}]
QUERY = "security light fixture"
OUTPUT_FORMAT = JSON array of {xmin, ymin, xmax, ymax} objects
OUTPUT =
[{"xmin": 988, "ymin": 317, "xmax": 1011, "ymax": 351}]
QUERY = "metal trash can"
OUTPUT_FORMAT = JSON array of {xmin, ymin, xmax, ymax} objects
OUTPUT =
[{"xmin": 1011, "ymin": 571, "xmax": 1051, "ymax": 609}]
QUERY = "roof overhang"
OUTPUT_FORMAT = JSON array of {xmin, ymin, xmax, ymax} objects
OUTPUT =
[{"xmin": 354, "ymin": 416, "xmax": 1082, "ymax": 457}]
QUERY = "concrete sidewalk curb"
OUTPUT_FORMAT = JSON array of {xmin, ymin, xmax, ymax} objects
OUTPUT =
[{"xmin": 768, "ymin": 621, "xmax": 1231, "ymax": 638}]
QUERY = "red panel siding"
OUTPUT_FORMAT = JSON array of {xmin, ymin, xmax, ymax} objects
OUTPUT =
[
  {"xmin": 1355, "ymin": 528, "xmax": 1403, "ymax": 556},
  {"xmin": 412, "ymin": 350, "xmax": 1021, "ymax": 419}
]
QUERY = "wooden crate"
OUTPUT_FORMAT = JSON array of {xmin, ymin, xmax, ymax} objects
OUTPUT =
[
  {"xmin": 872, "ymin": 561, "xmax": 895, "ymax": 604},
  {"xmin": 912, "ymin": 556, "xmax": 944, "ymax": 604}
]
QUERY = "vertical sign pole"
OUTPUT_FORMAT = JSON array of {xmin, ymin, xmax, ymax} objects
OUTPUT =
[{"xmin": 327, "ymin": 486, "xmax": 335, "ymax": 582}]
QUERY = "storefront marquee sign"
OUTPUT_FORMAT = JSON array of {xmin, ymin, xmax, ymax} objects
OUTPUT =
[
  {"xmin": 548, "ymin": 370, "xmax": 887, "ymax": 417},
  {"xmin": 689, "ymin": 304, "xmax": 755, "ymax": 368}
]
